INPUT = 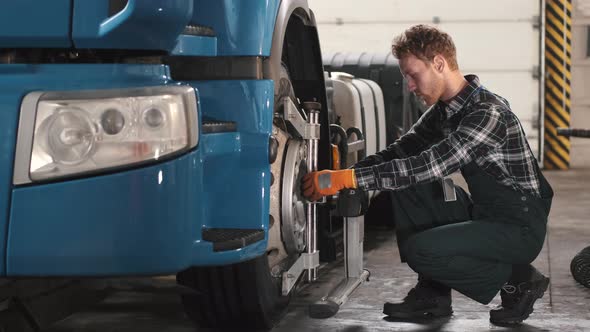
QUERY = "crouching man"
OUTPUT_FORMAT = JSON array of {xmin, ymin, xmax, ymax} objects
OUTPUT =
[{"xmin": 302, "ymin": 24, "xmax": 553, "ymax": 325}]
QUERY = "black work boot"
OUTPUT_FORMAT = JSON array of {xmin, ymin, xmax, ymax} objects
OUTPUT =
[
  {"xmin": 383, "ymin": 279, "xmax": 452, "ymax": 319},
  {"xmin": 489, "ymin": 268, "xmax": 550, "ymax": 325}
]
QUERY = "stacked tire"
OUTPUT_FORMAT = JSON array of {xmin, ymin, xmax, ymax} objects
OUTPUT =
[{"xmin": 571, "ymin": 246, "xmax": 590, "ymax": 288}]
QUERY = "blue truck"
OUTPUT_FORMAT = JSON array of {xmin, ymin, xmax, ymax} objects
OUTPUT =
[{"xmin": 0, "ymin": 0, "xmax": 335, "ymax": 330}]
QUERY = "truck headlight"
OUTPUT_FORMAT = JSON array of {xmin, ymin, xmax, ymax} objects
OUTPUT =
[{"xmin": 13, "ymin": 86, "xmax": 198, "ymax": 184}]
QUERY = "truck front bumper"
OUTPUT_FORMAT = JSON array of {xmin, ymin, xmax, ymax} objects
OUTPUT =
[{"xmin": 6, "ymin": 80, "xmax": 273, "ymax": 276}]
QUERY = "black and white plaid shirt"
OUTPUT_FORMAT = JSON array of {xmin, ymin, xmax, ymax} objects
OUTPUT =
[{"xmin": 354, "ymin": 75, "xmax": 541, "ymax": 197}]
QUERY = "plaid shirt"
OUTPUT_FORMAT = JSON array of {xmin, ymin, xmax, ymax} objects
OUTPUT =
[{"xmin": 354, "ymin": 75, "xmax": 541, "ymax": 197}]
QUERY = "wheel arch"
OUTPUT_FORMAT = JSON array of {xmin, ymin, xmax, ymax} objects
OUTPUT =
[
  {"xmin": 264, "ymin": 0, "xmax": 331, "ymax": 171},
  {"xmin": 264, "ymin": 0, "xmax": 315, "ymax": 91}
]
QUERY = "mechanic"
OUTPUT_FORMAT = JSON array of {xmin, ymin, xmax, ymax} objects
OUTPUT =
[{"xmin": 302, "ymin": 24, "xmax": 553, "ymax": 325}]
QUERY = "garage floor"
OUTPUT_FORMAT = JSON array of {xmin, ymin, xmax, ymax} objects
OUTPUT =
[
  {"xmin": 43, "ymin": 139, "xmax": 590, "ymax": 332},
  {"xmin": 273, "ymin": 139, "xmax": 590, "ymax": 332}
]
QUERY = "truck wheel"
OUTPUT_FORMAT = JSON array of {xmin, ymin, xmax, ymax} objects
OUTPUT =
[
  {"xmin": 177, "ymin": 64, "xmax": 307, "ymax": 330},
  {"xmin": 176, "ymin": 254, "xmax": 288, "ymax": 330}
]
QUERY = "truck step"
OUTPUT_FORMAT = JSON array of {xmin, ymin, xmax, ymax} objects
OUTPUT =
[
  {"xmin": 183, "ymin": 25, "xmax": 215, "ymax": 37},
  {"xmin": 202, "ymin": 121, "xmax": 237, "ymax": 134},
  {"xmin": 202, "ymin": 228, "xmax": 264, "ymax": 251}
]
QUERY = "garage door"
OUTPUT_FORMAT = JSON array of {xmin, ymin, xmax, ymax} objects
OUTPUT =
[{"xmin": 309, "ymin": 0, "xmax": 543, "ymax": 157}]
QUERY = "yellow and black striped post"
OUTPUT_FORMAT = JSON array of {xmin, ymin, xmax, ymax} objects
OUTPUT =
[{"xmin": 544, "ymin": 0, "xmax": 572, "ymax": 169}]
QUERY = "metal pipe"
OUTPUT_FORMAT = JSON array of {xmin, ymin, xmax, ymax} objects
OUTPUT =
[{"xmin": 305, "ymin": 107, "xmax": 320, "ymax": 282}]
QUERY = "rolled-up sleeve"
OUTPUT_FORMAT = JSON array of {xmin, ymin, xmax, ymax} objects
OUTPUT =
[{"xmin": 354, "ymin": 106, "xmax": 507, "ymax": 191}]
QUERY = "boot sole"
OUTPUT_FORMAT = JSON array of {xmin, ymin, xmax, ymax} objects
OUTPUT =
[
  {"xmin": 384, "ymin": 306, "xmax": 453, "ymax": 319},
  {"xmin": 490, "ymin": 277, "xmax": 550, "ymax": 325}
]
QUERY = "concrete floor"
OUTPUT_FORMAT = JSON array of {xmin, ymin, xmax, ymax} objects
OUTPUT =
[
  {"xmin": 42, "ymin": 139, "xmax": 590, "ymax": 332},
  {"xmin": 274, "ymin": 139, "xmax": 590, "ymax": 331}
]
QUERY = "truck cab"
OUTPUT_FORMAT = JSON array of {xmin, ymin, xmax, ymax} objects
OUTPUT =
[{"xmin": 1, "ymin": 0, "xmax": 331, "ymax": 330}]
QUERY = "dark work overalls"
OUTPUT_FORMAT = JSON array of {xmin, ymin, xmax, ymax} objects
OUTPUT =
[{"xmin": 392, "ymin": 161, "xmax": 553, "ymax": 304}]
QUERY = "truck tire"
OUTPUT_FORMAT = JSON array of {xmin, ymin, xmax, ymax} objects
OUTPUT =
[
  {"xmin": 176, "ymin": 255, "xmax": 288, "ymax": 330},
  {"xmin": 177, "ymin": 64, "xmax": 302, "ymax": 330}
]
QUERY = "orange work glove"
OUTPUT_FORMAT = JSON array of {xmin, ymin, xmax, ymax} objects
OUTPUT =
[{"xmin": 302, "ymin": 169, "xmax": 357, "ymax": 201}]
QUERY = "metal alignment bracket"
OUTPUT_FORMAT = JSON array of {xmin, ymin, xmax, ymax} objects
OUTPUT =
[
  {"xmin": 308, "ymin": 214, "xmax": 369, "ymax": 319},
  {"xmin": 282, "ymin": 251, "xmax": 320, "ymax": 296},
  {"xmin": 281, "ymin": 97, "xmax": 320, "ymax": 140}
]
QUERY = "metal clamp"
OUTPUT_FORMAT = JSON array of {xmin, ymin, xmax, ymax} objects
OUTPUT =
[
  {"xmin": 281, "ymin": 97, "xmax": 320, "ymax": 139},
  {"xmin": 282, "ymin": 251, "xmax": 320, "ymax": 296}
]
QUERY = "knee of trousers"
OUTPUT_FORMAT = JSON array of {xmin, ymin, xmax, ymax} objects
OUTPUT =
[{"xmin": 403, "ymin": 233, "xmax": 446, "ymax": 274}]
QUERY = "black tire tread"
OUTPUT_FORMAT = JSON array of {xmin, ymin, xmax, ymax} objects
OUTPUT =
[
  {"xmin": 177, "ymin": 255, "xmax": 287, "ymax": 330},
  {"xmin": 176, "ymin": 62, "xmax": 297, "ymax": 331}
]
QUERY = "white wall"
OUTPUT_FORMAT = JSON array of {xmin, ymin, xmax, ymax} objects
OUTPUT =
[
  {"xmin": 572, "ymin": 0, "xmax": 590, "ymax": 129},
  {"xmin": 309, "ymin": 0, "xmax": 543, "ymax": 155},
  {"xmin": 568, "ymin": 0, "xmax": 590, "ymax": 166}
]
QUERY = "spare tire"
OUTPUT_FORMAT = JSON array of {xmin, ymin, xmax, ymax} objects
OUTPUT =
[{"xmin": 571, "ymin": 246, "xmax": 590, "ymax": 288}]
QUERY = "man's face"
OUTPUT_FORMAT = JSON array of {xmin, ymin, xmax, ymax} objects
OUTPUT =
[{"xmin": 399, "ymin": 53, "xmax": 444, "ymax": 106}]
